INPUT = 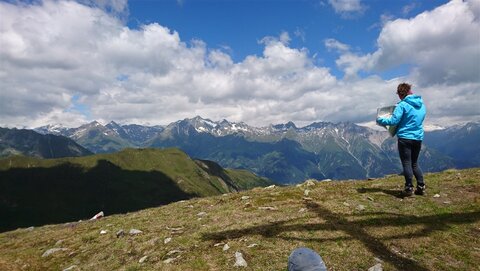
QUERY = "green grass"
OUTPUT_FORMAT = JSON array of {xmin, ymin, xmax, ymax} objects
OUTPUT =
[{"xmin": 0, "ymin": 168, "xmax": 479, "ymax": 270}]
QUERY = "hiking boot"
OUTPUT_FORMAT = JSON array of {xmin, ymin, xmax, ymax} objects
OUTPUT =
[
  {"xmin": 415, "ymin": 184, "xmax": 426, "ymax": 195},
  {"xmin": 403, "ymin": 186, "xmax": 414, "ymax": 196}
]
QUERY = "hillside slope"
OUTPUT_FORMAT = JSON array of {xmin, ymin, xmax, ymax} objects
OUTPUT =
[
  {"xmin": 0, "ymin": 128, "xmax": 92, "ymax": 158},
  {"xmin": 0, "ymin": 148, "xmax": 272, "ymax": 232},
  {"xmin": 0, "ymin": 168, "xmax": 478, "ymax": 270}
]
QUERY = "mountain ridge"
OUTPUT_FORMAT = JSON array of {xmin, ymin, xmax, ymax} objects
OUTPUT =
[
  {"xmin": 29, "ymin": 117, "xmax": 480, "ymax": 183},
  {"xmin": 0, "ymin": 127, "xmax": 92, "ymax": 158}
]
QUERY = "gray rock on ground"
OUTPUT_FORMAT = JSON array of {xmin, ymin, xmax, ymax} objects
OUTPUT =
[
  {"xmin": 116, "ymin": 229, "xmax": 125, "ymax": 238},
  {"xmin": 197, "ymin": 211, "xmax": 207, "ymax": 216},
  {"xmin": 139, "ymin": 255, "xmax": 148, "ymax": 263},
  {"xmin": 234, "ymin": 251, "xmax": 248, "ymax": 267},
  {"xmin": 129, "ymin": 229, "xmax": 143, "ymax": 235},
  {"xmin": 356, "ymin": 204, "xmax": 366, "ymax": 211},
  {"xmin": 368, "ymin": 263, "xmax": 383, "ymax": 271},
  {"xmin": 223, "ymin": 243, "xmax": 230, "ymax": 251},
  {"xmin": 42, "ymin": 248, "xmax": 68, "ymax": 257}
]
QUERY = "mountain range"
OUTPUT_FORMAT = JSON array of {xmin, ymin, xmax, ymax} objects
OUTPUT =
[
  {"xmin": 29, "ymin": 117, "xmax": 479, "ymax": 184},
  {"xmin": 423, "ymin": 122, "xmax": 480, "ymax": 168}
]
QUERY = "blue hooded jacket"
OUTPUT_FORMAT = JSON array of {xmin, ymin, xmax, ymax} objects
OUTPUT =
[{"xmin": 377, "ymin": 94, "xmax": 426, "ymax": 141}]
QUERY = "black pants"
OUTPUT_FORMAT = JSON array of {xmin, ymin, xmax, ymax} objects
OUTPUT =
[{"xmin": 398, "ymin": 138, "xmax": 424, "ymax": 188}]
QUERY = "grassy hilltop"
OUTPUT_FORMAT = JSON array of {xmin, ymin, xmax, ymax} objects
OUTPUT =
[{"xmin": 0, "ymin": 168, "xmax": 479, "ymax": 270}]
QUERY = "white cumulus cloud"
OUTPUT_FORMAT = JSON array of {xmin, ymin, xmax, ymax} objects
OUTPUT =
[
  {"xmin": 328, "ymin": 0, "xmax": 366, "ymax": 18},
  {"xmin": 0, "ymin": 0, "xmax": 478, "ymax": 129},
  {"xmin": 337, "ymin": 0, "xmax": 480, "ymax": 86},
  {"xmin": 324, "ymin": 38, "xmax": 350, "ymax": 53}
]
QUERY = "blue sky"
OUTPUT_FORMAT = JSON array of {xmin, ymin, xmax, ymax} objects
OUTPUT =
[
  {"xmin": 126, "ymin": 0, "xmax": 447, "ymax": 78},
  {"xmin": 0, "ymin": 0, "xmax": 479, "ymax": 128}
]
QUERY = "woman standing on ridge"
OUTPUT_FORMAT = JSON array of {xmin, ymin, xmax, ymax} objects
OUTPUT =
[{"xmin": 377, "ymin": 83, "xmax": 427, "ymax": 196}]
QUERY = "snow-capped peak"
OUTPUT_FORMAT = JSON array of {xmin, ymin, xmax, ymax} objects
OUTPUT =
[
  {"xmin": 34, "ymin": 124, "xmax": 68, "ymax": 135},
  {"xmin": 424, "ymin": 124, "xmax": 446, "ymax": 132}
]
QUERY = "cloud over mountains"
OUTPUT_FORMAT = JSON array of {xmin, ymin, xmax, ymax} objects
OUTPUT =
[{"xmin": 0, "ymin": 0, "xmax": 478, "ymax": 128}]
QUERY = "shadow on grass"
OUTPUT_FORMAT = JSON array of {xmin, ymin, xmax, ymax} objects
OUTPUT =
[
  {"xmin": 357, "ymin": 187, "xmax": 407, "ymax": 199},
  {"xmin": 0, "ymin": 160, "xmax": 196, "ymax": 232},
  {"xmin": 202, "ymin": 201, "xmax": 480, "ymax": 270}
]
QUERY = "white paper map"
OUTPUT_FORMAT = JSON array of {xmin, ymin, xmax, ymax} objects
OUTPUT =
[{"xmin": 377, "ymin": 105, "xmax": 397, "ymax": 137}]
